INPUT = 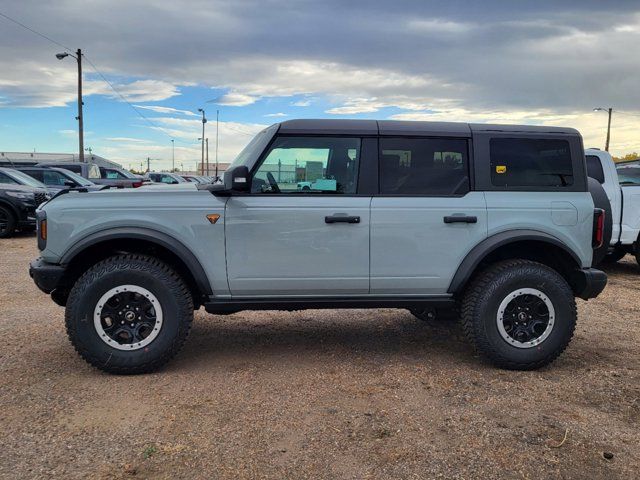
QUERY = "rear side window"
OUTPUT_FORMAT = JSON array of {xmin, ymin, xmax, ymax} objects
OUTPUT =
[
  {"xmin": 62, "ymin": 164, "xmax": 81, "ymax": 174},
  {"xmin": 585, "ymin": 155, "xmax": 605, "ymax": 184},
  {"xmin": 490, "ymin": 138, "xmax": 573, "ymax": 188},
  {"xmin": 88, "ymin": 165, "xmax": 101, "ymax": 179},
  {"xmin": 379, "ymin": 137, "xmax": 469, "ymax": 195}
]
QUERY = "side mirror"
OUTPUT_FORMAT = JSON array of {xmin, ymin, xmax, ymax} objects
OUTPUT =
[
  {"xmin": 64, "ymin": 180, "xmax": 76, "ymax": 188},
  {"xmin": 224, "ymin": 166, "xmax": 251, "ymax": 192}
]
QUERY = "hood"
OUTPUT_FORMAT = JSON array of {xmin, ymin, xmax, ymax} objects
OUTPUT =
[{"xmin": 0, "ymin": 183, "xmax": 48, "ymax": 194}]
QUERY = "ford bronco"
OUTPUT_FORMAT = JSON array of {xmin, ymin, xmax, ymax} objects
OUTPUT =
[{"xmin": 30, "ymin": 120, "xmax": 609, "ymax": 374}]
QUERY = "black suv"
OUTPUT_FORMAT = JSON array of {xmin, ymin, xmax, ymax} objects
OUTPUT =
[{"xmin": 0, "ymin": 167, "xmax": 50, "ymax": 238}]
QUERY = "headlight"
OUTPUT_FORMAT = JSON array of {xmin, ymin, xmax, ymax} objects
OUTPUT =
[{"xmin": 5, "ymin": 191, "xmax": 34, "ymax": 201}]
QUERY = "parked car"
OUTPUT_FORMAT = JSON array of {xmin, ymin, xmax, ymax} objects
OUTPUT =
[
  {"xmin": 585, "ymin": 148, "xmax": 640, "ymax": 264},
  {"xmin": 144, "ymin": 172, "xmax": 188, "ymax": 184},
  {"xmin": 37, "ymin": 162, "xmax": 102, "ymax": 181},
  {"xmin": 30, "ymin": 119, "xmax": 608, "ymax": 374},
  {"xmin": 99, "ymin": 166, "xmax": 145, "ymax": 188},
  {"xmin": 0, "ymin": 167, "xmax": 50, "ymax": 238},
  {"xmin": 182, "ymin": 175, "xmax": 211, "ymax": 184},
  {"xmin": 16, "ymin": 166, "xmax": 104, "ymax": 192}
]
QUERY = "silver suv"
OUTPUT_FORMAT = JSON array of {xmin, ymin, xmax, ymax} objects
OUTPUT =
[{"xmin": 30, "ymin": 120, "xmax": 609, "ymax": 374}]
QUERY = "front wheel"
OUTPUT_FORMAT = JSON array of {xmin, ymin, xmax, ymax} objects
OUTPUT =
[
  {"xmin": 0, "ymin": 206, "xmax": 16, "ymax": 238},
  {"xmin": 65, "ymin": 254, "xmax": 193, "ymax": 374},
  {"xmin": 460, "ymin": 259, "xmax": 576, "ymax": 370}
]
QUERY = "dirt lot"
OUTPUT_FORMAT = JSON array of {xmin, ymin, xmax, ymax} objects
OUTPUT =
[{"xmin": 0, "ymin": 234, "xmax": 638, "ymax": 479}]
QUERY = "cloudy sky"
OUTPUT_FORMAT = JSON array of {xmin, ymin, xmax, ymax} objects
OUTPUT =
[{"xmin": 1, "ymin": 0, "xmax": 639, "ymax": 170}]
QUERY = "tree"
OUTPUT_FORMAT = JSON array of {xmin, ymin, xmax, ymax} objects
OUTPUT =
[{"xmin": 612, "ymin": 152, "xmax": 639, "ymax": 163}]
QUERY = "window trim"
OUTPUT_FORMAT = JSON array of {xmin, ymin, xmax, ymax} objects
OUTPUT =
[{"xmin": 376, "ymin": 135, "xmax": 472, "ymax": 197}]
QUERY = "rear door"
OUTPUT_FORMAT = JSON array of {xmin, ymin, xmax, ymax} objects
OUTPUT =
[
  {"xmin": 225, "ymin": 135, "xmax": 374, "ymax": 297},
  {"xmin": 370, "ymin": 136, "xmax": 487, "ymax": 295}
]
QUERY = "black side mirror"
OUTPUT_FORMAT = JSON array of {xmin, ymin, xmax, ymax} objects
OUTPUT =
[{"xmin": 224, "ymin": 166, "xmax": 251, "ymax": 192}]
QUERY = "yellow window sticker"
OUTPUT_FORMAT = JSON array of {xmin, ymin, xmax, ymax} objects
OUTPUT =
[{"xmin": 496, "ymin": 165, "xmax": 507, "ymax": 174}]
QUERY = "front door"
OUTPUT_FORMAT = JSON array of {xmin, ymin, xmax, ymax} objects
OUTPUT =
[
  {"xmin": 370, "ymin": 136, "xmax": 487, "ymax": 295},
  {"xmin": 225, "ymin": 135, "xmax": 370, "ymax": 297}
]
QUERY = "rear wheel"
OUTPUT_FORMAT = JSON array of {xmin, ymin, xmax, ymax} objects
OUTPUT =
[
  {"xmin": 602, "ymin": 246, "xmax": 626, "ymax": 264},
  {"xmin": 0, "ymin": 206, "xmax": 16, "ymax": 239},
  {"xmin": 461, "ymin": 259, "xmax": 576, "ymax": 370},
  {"xmin": 65, "ymin": 254, "xmax": 193, "ymax": 374}
]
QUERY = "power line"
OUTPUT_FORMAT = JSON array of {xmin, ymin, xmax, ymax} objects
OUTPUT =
[{"xmin": 0, "ymin": 11, "xmax": 73, "ymax": 52}]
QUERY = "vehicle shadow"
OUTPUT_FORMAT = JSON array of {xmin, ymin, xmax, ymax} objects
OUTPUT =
[
  {"xmin": 173, "ymin": 309, "xmax": 473, "ymax": 370},
  {"xmin": 599, "ymin": 257, "xmax": 640, "ymax": 276}
]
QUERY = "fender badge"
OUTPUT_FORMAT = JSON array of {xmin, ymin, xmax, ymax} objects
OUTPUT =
[
  {"xmin": 496, "ymin": 165, "xmax": 507, "ymax": 174},
  {"xmin": 206, "ymin": 214, "xmax": 221, "ymax": 224}
]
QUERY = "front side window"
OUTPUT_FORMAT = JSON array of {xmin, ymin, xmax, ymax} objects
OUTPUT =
[
  {"xmin": 380, "ymin": 137, "xmax": 469, "ymax": 195},
  {"xmin": 252, "ymin": 136, "xmax": 360, "ymax": 194},
  {"xmin": 42, "ymin": 170, "xmax": 68, "ymax": 186},
  {"xmin": 490, "ymin": 138, "xmax": 573, "ymax": 188}
]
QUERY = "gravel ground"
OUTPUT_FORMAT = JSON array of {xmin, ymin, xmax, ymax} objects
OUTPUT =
[{"xmin": 1, "ymin": 234, "xmax": 639, "ymax": 479}]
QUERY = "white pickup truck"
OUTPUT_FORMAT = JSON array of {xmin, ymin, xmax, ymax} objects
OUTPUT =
[{"xmin": 585, "ymin": 148, "xmax": 640, "ymax": 265}]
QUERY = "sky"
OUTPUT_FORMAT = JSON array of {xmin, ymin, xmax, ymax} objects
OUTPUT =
[{"xmin": 1, "ymin": 0, "xmax": 640, "ymax": 171}]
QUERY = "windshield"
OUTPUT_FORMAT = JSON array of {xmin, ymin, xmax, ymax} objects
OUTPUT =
[
  {"xmin": 118, "ymin": 168, "xmax": 138, "ymax": 179},
  {"xmin": 5, "ymin": 168, "xmax": 46, "ymax": 188},
  {"xmin": 226, "ymin": 124, "xmax": 279, "ymax": 173},
  {"xmin": 59, "ymin": 169, "xmax": 94, "ymax": 186}
]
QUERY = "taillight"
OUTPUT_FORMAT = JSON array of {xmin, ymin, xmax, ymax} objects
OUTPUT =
[
  {"xmin": 132, "ymin": 181, "xmax": 143, "ymax": 188},
  {"xmin": 593, "ymin": 208, "xmax": 605, "ymax": 248},
  {"xmin": 36, "ymin": 212, "xmax": 47, "ymax": 251}
]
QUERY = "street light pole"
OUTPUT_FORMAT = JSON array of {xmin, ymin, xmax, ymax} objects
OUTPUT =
[
  {"xmin": 594, "ymin": 107, "xmax": 613, "ymax": 152},
  {"xmin": 56, "ymin": 49, "xmax": 84, "ymax": 162},
  {"xmin": 205, "ymin": 138, "xmax": 209, "ymax": 176},
  {"xmin": 171, "ymin": 139, "xmax": 175, "ymax": 172},
  {"xmin": 198, "ymin": 109, "xmax": 207, "ymax": 175},
  {"xmin": 215, "ymin": 110, "xmax": 219, "ymax": 178}
]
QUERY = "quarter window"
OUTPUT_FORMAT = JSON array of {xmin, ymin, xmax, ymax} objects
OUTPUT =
[
  {"xmin": 490, "ymin": 138, "xmax": 574, "ymax": 188},
  {"xmin": 252, "ymin": 137, "xmax": 360, "ymax": 194},
  {"xmin": 379, "ymin": 138, "xmax": 469, "ymax": 195}
]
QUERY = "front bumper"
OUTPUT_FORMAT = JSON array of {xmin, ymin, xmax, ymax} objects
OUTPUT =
[
  {"xmin": 29, "ymin": 257, "xmax": 65, "ymax": 294},
  {"xmin": 572, "ymin": 268, "xmax": 607, "ymax": 300}
]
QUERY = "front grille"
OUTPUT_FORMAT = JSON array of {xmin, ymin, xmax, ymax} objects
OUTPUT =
[{"xmin": 34, "ymin": 193, "xmax": 48, "ymax": 206}]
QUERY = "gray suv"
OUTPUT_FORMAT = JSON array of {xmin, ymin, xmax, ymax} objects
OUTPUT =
[{"xmin": 30, "ymin": 120, "xmax": 608, "ymax": 374}]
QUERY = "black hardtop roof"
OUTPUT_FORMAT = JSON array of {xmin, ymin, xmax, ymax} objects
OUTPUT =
[{"xmin": 277, "ymin": 119, "xmax": 579, "ymax": 137}]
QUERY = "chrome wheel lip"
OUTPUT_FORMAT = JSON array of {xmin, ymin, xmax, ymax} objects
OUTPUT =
[
  {"xmin": 94, "ymin": 285, "xmax": 163, "ymax": 351},
  {"xmin": 496, "ymin": 287, "xmax": 555, "ymax": 349}
]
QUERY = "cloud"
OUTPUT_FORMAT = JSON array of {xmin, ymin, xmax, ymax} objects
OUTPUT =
[
  {"xmin": 291, "ymin": 99, "xmax": 312, "ymax": 107},
  {"xmin": 264, "ymin": 112, "xmax": 288, "ymax": 117},
  {"xmin": 133, "ymin": 105, "xmax": 197, "ymax": 116},
  {"xmin": 211, "ymin": 92, "xmax": 258, "ymax": 106}
]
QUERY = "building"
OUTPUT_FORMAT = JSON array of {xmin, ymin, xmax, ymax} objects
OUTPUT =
[
  {"xmin": 195, "ymin": 162, "xmax": 231, "ymax": 177},
  {"xmin": 0, "ymin": 151, "xmax": 122, "ymax": 169}
]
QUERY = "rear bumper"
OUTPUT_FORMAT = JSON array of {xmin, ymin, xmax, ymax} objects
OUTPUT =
[
  {"xmin": 572, "ymin": 268, "xmax": 607, "ymax": 300},
  {"xmin": 29, "ymin": 257, "xmax": 65, "ymax": 294}
]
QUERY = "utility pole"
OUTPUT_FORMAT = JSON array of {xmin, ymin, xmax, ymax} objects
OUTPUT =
[
  {"xmin": 594, "ymin": 107, "xmax": 613, "ymax": 152},
  {"xmin": 198, "ymin": 109, "xmax": 207, "ymax": 175},
  {"xmin": 205, "ymin": 138, "xmax": 209, "ymax": 176},
  {"xmin": 605, "ymin": 107, "xmax": 612, "ymax": 152},
  {"xmin": 171, "ymin": 139, "xmax": 175, "ymax": 172},
  {"xmin": 215, "ymin": 110, "xmax": 219, "ymax": 178},
  {"xmin": 56, "ymin": 48, "xmax": 84, "ymax": 162},
  {"xmin": 147, "ymin": 157, "xmax": 150, "ymax": 173}
]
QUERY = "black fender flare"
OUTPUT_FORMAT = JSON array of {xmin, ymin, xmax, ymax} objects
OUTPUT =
[
  {"xmin": 447, "ymin": 229, "xmax": 582, "ymax": 294},
  {"xmin": 60, "ymin": 227, "xmax": 213, "ymax": 296}
]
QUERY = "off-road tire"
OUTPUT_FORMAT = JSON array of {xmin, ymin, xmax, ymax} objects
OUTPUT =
[
  {"xmin": 65, "ymin": 254, "xmax": 193, "ymax": 374},
  {"xmin": 0, "ymin": 205, "xmax": 16, "ymax": 239},
  {"xmin": 460, "ymin": 259, "xmax": 576, "ymax": 370}
]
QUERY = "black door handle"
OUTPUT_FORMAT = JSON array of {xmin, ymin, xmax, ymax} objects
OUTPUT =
[
  {"xmin": 444, "ymin": 215, "xmax": 477, "ymax": 224},
  {"xmin": 325, "ymin": 215, "xmax": 361, "ymax": 224}
]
